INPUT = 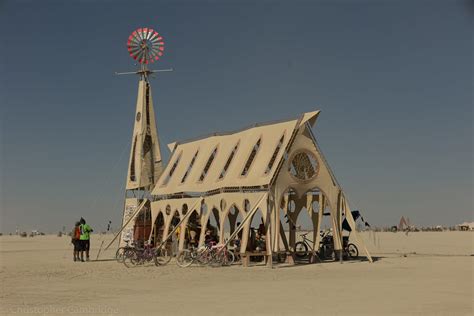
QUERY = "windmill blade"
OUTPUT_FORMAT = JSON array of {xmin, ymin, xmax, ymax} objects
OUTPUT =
[
  {"xmin": 139, "ymin": 28, "xmax": 147, "ymax": 42},
  {"xmin": 148, "ymin": 48, "xmax": 160, "ymax": 62},
  {"xmin": 131, "ymin": 31, "xmax": 142, "ymax": 43},
  {"xmin": 127, "ymin": 44, "xmax": 141, "ymax": 54},
  {"xmin": 128, "ymin": 45, "xmax": 142, "ymax": 57},
  {"xmin": 145, "ymin": 28, "xmax": 153, "ymax": 40},
  {"xmin": 136, "ymin": 28, "xmax": 144, "ymax": 41},
  {"xmin": 149, "ymin": 31, "xmax": 159, "ymax": 42},
  {"xmin": 126, "ymin": 28, "xmax": 165, "ymax": 64},
  {"xmin": 135, "ymin": 50, "xmax": 145, "ymax": 62},
  {"xmin": 150, "ymin": 35, "xmax": 162, "ymax": 44},
  {"xmin": 127, "ymin": 36, "xmax": 139, "ymax": 48}
]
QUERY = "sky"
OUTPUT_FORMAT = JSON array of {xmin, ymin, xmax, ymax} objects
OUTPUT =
[{"xmin": 0, "ymin": 0, "xmax": 472, "ymax": 233}]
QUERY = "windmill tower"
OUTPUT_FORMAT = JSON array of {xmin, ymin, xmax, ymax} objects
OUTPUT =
[{"xmin": 118, "ymin": 28, "xmax": 171, "ymax": 247}]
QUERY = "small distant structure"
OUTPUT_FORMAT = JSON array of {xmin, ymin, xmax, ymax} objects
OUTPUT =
[
  {"xmin": 396, "ymin": 216, "xmax": 417, "ymax": 232},
  {"xmin": 29, "ymin": 230, "xmax": 44, "ymax": 237},
  {"xmin": 398, "ymin": 216, "xmax": 411, "ymax": 231},
  {"xmin": 457, "ymin": 222, "xmax": 474, "ymax": 231}
]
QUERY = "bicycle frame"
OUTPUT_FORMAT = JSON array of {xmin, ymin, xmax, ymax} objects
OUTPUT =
[{"xmin": 300, "ymin": 234, "xmax": 315, "ymax": 251}]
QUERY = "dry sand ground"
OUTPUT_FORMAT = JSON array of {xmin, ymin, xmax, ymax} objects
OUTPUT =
[{"xmin": 1, "ymin": 232, "xmax": 472, "ymax": 315}]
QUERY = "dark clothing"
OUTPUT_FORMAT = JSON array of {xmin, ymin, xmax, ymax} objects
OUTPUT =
[
  {"xmin": 77, "ymin": 240, "xmax": 89, "ymax": 251},
  {"xmin": 73, "ymin": 240, "xmax": 82, "ymax": 251},
  {"xmin": 82, "ymin": 239, "xmax": 90, "ymax": 251},
  {"xmin": 258, "ymin": 223, "xmax": 265, "ymax": 235},
  {"xmin": 205, "ymin": 234, "xmax": 217, "ymax": 246}
]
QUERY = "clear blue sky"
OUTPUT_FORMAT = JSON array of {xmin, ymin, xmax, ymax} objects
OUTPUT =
[{"xmin": 0, "ymin": 1, "xmax": 472, "ymax": 233}]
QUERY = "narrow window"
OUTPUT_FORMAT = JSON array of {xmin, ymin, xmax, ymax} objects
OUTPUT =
[
  {"xmin": 265, "ymin": 134, "xmax": 285, "ymax": 174},
  {"xmin": 218, "ymin": 141, "xmax": 239, "ymax": 180},
  {"xmin": 145, "ymin": 83, "xmax": 151, "ymax": 125},
  {"xmin": 241, "ymin": 138, "xmax": 261, "ymax": 176},
  {"xmin": 162, "ymin": 151, "xmax": 182, "ymax": 186},
  {"xmin": 181, "ymin": 150, "xmax": 199, "ymax": 183},
  {"xmin": 199, "ymin": 147, "xmax": 218, "ymax": 182},
  {"xmin": 130, "ymin": 136, "xmax": 137, "ymax": 181},
  {"xmin": 143, "ymin": 134, "xmax": 152, "ymax": 155},
  {"xmin": 143, "ymin": 134, "xmax": 155, "ymax": 183}
]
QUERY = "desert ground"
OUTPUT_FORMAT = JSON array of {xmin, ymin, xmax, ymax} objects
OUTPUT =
[{"xmin": 1, "ymin": 231, "xmax": 472, "ymax": 315}]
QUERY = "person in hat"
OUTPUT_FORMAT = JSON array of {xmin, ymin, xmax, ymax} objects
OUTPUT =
[{"xmin": 79, "ymin": 218, "xmax": 93, "ymax": 262}]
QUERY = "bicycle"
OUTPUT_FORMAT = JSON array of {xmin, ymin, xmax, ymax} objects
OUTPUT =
[
  {"xmin": 115, "ymin": 240, "xmax": 135, "ymax": 263},
  {"xmin": 294, "ymin": 232, "xmax": 315, "ymax": 259},
  {"xmin": 295, "ymin": 230, "xmax": 359, "ymax": 261},
  {"xmin": 209, "ymin": 242, "xmax": 235, "ymax": 266},
  {"xmin": 176, "ymin": 242, "xmax": 234, "ymax": 268},
  {"xmin": 176, "ymin": 245, "xmax": 212, "ymax": 268},
  {"xmin": 123, "ymin": 243, "xmax": 171, "ymax": 268}
]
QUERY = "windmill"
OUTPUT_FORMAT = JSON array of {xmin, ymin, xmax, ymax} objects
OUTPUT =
[{"xmin": 116, "ymin": 28, "xmax": 172, "ymax": 247}]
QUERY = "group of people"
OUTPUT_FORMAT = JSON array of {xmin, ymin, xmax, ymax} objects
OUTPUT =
[{"xmin": 71, "ymin": 218, "xmax": 93, "ymax": 262}]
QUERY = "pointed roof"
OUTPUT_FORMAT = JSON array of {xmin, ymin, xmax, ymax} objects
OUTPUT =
[{"xmin": 151, "ymin": 111, "xmax": 320, "ymax": 196}]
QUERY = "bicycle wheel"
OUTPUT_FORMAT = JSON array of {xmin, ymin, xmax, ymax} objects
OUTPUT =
[
  {"xmin": 222, "ymin": 250, "xmax": 235, "ymax": 266},
  {"xmin": 123, "ymin": 249, "xmax": 138, "ymax": 268},
  {"xmin": 230, "ymin": 249, "xmax": 241, "ymax": 263},
  {"xmin": 154, "ymin": 248, "xmax": 171, "ymax": 266},
  {"xmin": 209, "ymin": 250, "xmax": 223, "ymax": 267},
  {"xmin": 196, "ymin": 248, "xmax": 212, "ymax": 266},
  {"xmin": 347, "ymin": 243, "xmax": 358, "ymax": 258},
  {"xmin": 176, "ymin": 250, "xmax": 194, "ymax": 268},
  {"xmin": 295, "ymin": 241, "xmax": 309, "ymax": 259},
  {"xmin": 115, "ymin": 247, "xmax": 126, "ymax": 263}
]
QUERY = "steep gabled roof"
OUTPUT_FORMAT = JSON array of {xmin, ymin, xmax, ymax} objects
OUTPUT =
[{"xmin": 151, "ymin": 111, "xmax": 320, "ymax": 196}]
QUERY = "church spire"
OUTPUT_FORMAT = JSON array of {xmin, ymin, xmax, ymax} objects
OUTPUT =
[{"xmin": 126, "ymin": 79, "xmax": 163, "ymax": 190}]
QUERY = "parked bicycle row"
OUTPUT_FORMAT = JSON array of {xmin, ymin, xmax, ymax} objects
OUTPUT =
[
  {"xmin": 115, "ymin": 227, "xmax": 359, "ymax": 268},
  {"xmin": 114, "ymin": 240, "xmax": 238, "ymax": 268}
]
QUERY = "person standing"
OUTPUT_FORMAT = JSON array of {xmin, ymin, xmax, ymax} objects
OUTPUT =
[
  {"xmin": 71, "ymin": 221, "xmax": 81, "ymax": 262},
  {"xmin": 79, "ymin": 218, "xmax": 93, "ymax": 262}
]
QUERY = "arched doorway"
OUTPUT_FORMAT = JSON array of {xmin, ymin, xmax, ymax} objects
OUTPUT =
[
  {"xmin": 182, "ymin": 209, "xmax": 201, "ymax": 249},
  {"xmin": 248, "ymin": 209, "xmax": 266, "ymax": 252},
  {"xmin": 133, "ymin": 204, "xmax": 152, "ymax": 248},
  {"xmin": 224, "ymin": 204, "xmax": 244, "ymax": 250},
  {"xmin": 278, "ymin": 188, "xmax": 299, "ymax": 252},
  {"xmin": 200, "ymin": 204, "xmax": 220, "ymax": 246},
  {"xmin": 152, "ymin": 212, "xmax": 165, "ymax": 247},
  {"xmin": 168, "ymin": 210, "xmax": 181, "ymax": 255}
]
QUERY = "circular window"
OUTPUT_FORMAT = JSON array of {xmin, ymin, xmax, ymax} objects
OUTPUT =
[
  {"xmin": 165, "ymin": 205, "xmax": 171, "ymax": 215},
  {"xmin": 288, "ymin": 150, "xmax": 319, "ymax": 182}
]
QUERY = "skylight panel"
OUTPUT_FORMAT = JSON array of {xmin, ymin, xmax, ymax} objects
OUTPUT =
[
  {"xmin": 181, "ymin": 150, "xmax": 199, "ymax": 183},
  {"xmin": 161, "ymin": 151, "xmax": 182, "ymax": 186},
  {"xmin": 265, "ymin": 133, "xmax": 285, "ymax": 174},
  {"xmin": 198, "ymin": 146, "xmax": 218, "ymax": 182},
  {"xmin": 241, "ymin": 138, "xmax": 261, "ymax": 176},
  {"xmin": 218, "ymin": 141, "xmax": 239, "ymax": 180}
]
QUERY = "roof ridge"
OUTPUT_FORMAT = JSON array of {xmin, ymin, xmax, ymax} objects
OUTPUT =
[{"xmin": 169, "ymin": 113, "xmax": 306, "ymax": 147}]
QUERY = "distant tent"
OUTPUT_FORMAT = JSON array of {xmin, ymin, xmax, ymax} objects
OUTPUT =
[
  {"xmin": 457, "ymin": 222, "xmax": 474, "ymax": 231},
  {"xmin": 398, "ymin": 216, "xmax": 409, "ymax": 231}
]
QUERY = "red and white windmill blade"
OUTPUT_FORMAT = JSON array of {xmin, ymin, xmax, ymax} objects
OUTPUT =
[{"xmin": 127, "ymin": 28, "xmax": 165, "ymax": 64}]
